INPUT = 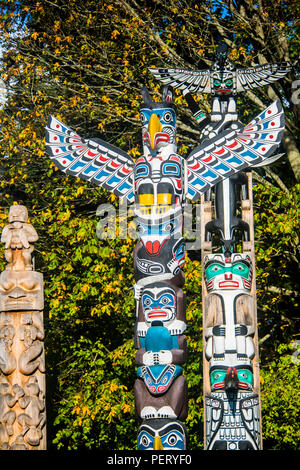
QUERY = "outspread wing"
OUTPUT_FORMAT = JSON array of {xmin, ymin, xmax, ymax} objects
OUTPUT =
[
  {"xmin": 149, "ymin": 67, "xmax": 211, "ymax": 94},
  {"xmin": 45, "ymin": 116, "xmax": 135, "ymax": 204},
  {"xmin": 236, "ymin": 62, "xmax": 291, "ymax": 92},
  {"xmin": 186, "ymin": 100, "xmax": 284, "ymax": 201}
]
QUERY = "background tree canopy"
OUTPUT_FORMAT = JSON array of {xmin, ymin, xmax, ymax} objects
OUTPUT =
[{"xmin": 0, "ymin": 0, "xmax": 299, "ymax": 450}]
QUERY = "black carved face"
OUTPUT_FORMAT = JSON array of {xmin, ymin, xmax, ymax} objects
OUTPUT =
[
  {"xmin": 137, "ymin": 419, "xmax": 187, "ymax": 450},
  {"xmin": 212, "ymin": 72, "xmax": 234, "ymax": 96}
]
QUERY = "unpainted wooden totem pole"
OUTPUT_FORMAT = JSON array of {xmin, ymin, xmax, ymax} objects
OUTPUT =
[
  {"xmin": 45, "ymin": 45, "xmax": 287, "ymax": 448},
  {"xmin": 150, "ymin": 43, "xmax": 291, "ymax": 450},
  {"xmin": 0, "ymin": 205, "xmax": 46, "ymax": 450}
]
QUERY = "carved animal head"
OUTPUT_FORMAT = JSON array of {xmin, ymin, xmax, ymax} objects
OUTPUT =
[
  {"xmin": 203, "ymin": 253, "xmax": 252, "ymax": 292},
  {"xmin": 140, "ymin": 86, "xmax": 176, "ymax": 153},
  {"xmin": 137, "ymin": 418, "xmax": 187, "ymax": 450},
  {"xmin": 210, "ymin": 365, "xmax": 253, "ymax": 391}
]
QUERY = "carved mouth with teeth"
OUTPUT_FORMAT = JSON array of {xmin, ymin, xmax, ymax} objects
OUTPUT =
[
  {"xmin": 218, "ymin": 281, "xmax": 240, "ymax": 288},
  {"xmin": 147, "ymin": 310, "xmax": 168, "ymax": 318}
]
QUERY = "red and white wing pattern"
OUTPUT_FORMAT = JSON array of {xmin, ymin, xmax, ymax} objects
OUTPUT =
[
  {"xmin": 186, "ymin": 100, "xmax": 284, "ymax": 202},
  {"xmin": 236, "ymin": 62, "xmax": 291, "ymax": 92},
  {"xmin": 149, "ymin": 67, "xmax": 211, "ymax": 94},
  {"xmin": 45, "ymin": 116, "xmax": 135, "ymax": 203}
]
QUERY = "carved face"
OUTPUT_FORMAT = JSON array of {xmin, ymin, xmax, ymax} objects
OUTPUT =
[
  {"xmin": 8, "ymin": 205, "xmax": 28, "ymax": 223},
  {"xmin": 210, "ymin": 365, "xmax": 253, "ymax": 391},
  {"xmin": 204, "ymin": 253, "xmax": 252, "ymax": 291},
  {"xmin": 134, "ymin": 155, "xmax": 184, "ymax": 216},
  {"xmin": 0, "ymin": 270, "xmax": 43, "ymax": 311},
  {"xmin": 136, "ymin": 209, "xmax": 183, "ymax": 257},
  {"xmin": 137, "ymin": 419, "xmax": 187, "ymax": 450},
  {"xmin": 142, "ymin": 286, "xmax": 176, "ymax": 324},
  {"xmin": 140, "ymin": 107, "xmax": 176, "ymax": 151},
  {"xmin": 211, "ymin": 71, "xmax": 234, "ymax": 96}
]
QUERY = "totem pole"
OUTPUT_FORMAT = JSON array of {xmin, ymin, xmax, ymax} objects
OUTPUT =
[
  {"xmin": 0, "ymin": 205, "xmax": 46, "ymax": 450},
  {"xmin": 149, "ymin": 43, "xmax": 291, "ymax": 449},
  {"xmin": 45, "ymin": 69, "xmax": 286, "ymax": 449}
]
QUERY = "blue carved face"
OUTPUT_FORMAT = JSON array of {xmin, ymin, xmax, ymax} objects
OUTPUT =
[
  {"xmin": 140, "ymin": 108, "xmax": 176, "ymax": 130},
  {"xmin": 137, "ymin": 419, "xmax": 187, "ymax": 450},
  {"xmin": 142, "ymin": 285, "xmax": 176, "ymax": 323}
]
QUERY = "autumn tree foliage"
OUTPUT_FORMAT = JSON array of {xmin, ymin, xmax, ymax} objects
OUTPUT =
[{"xmin": 0, "ymin": 0, "xmax": 299, "ymax": 450}]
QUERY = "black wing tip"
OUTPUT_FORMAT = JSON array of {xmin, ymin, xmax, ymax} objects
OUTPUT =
[{"xmin": 46, "ymin": 114, "xmax": 54, "ymax": 127}]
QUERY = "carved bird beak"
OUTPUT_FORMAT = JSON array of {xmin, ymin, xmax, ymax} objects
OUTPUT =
[
  {"xmin": 148, "ymin": 113, "xmax": 162, "ymax": 150},
  {"xmin": 153, "ymin": 436, "xmax": 164, "ymax": 450}
]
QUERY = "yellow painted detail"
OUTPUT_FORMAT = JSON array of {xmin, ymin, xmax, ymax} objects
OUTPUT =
[
  {"xmin": 138, "ymin": 194, "xmax": 154, "ymax": 206},
  {"xmin": 148, "ymin": 113, "xmax": 162, "ymax": 149},
  {"xmin": 154, "ymin": 436, "xmax": 164, "ymax": 450},
  {"xmin": 157, "ymin": 193, "xmax": 172, "ymax": 205}
]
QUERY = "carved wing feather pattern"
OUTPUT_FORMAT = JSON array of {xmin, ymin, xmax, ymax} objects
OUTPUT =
[
  {"xmin": 236, "ymin": 62, "xmax": 292, "ymax": 92},
  {"xmin": 149, "ymin": 67, "xmax": 211, "ymax": 94},
  {"xmin": 45, "ymin": 116, "xmax": 135, "ymax": 203},
  {"xmin": 186, "ymin": 100, "xmax": 284, "ymax": 201}
]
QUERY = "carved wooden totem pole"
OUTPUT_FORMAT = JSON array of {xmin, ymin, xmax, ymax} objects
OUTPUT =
[
  {"xmin": 45, "ymin": 51, "xmax": 287, "ymax": 448},
  {"xmin": 0, "ymin": 205, "xmax": 46, "ymax": 450},
  {"xmin": 150, "ymin": 43, "xmax": 291, "ymax": 450}
]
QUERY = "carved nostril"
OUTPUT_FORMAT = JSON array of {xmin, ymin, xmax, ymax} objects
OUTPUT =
[{"xmin": 8, "ymin": 288, "xmax": 27, "ymax": 299}]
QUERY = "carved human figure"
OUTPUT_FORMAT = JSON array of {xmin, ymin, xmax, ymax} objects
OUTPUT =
[
  {"xmin": 0, "ymin": 324, "xmax": 16, "ymax": 375},
  {"xmin": 17, "ymin": 376, "xmax": 45, "ymax": 446},
  {"xmin": 134, "ymin": 322, "xmax": 188, "ymax": 421},
  {"xmin": 136, "ymin": 281, "xmax": 186, "ymax": 341},
  {"xmin": 203, "ymin": 253, "xmax": 255, "ymax": 391},
  {"xmin": 19, "ymin": 313, "xmax": 45, "ymax": 376},
  {"xmin": 1, "ymin": 205, "xmax": 38, "ymax": 271},
  {"xmin": 0, "ymin": 378, "xmax": 24, "ymax": 446}
]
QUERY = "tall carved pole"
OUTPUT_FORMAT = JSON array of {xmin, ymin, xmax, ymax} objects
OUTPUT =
[
  {"xmin": 45, "ymin": 66, "xmax": 286, "ymax": 449},
  {"xmin": 200, "ymin": 172, "xmax": 262, "ymax": 449},
  {"xmin": 0, "ymin": 205, "xmax": 46, "ymax": 450},
  {"xmin": 150, "ymin": 43, "xmax": 291, "ymax": 450},
  {"xmin": 133, "ymin": 87, "xmax": 188, "ymax": 450}
]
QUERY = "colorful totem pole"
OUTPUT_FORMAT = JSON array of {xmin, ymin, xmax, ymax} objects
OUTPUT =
[
  {"xmin": 0, "ymin": 205, "xmax": 46, "ymax": 450},
  {"xmin": 150, "ymin": 44, "xmax": 291, "ymax": 450},
  {"xmin": 45, "ymin": 58, "xmax": 286, "ymax": 448}
]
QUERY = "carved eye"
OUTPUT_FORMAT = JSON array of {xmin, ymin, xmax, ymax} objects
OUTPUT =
[
  {"xmin": 164, "ymin": 223, "xmax": 174, "ymax": 233},
  {"xmin": 225, "ymin": 79, "xmax": 233, "ymax": 86},
  {"xmin": 140, "ymin": 434, "xmax": 151, "ymax": 447},
  {"xmin": 161, "ymin": 296, "xmax": 169, "ymax": 305},
  {"xmin": 163, "ymin": 111, "xmax": 172, "ymax": 122},
  {"xmin": 144, "ymin": 297, "xmax": 151, "ymax": 306},
  {"xmin": 234, "ymin": 264, "xmax": 246, "ymax": 272},
  {"xmin": 136, "ymin": 224, "xmax": 145, "ymax": 234},
  {"xmin": 166, "ymin": 433, "xmax": 178, "ymax": 446},
  {"xmin": 212, "ymin": 265, "xmax": 221, "ymax": 272},
  {"xmin": 140, "ymin": 113, "xmax": 147, "ymax": 124}
]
